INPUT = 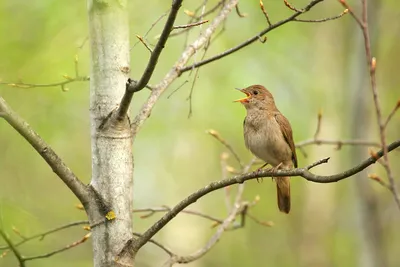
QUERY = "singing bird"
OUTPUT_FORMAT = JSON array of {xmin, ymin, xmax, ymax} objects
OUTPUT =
[{"xmin": 234, "ymin": 85, "xmax": 297, "ymax": 213}]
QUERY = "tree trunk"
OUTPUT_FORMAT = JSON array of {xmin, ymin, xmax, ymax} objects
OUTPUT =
[{"xmin": 87, "ymin": 1, "xmax": 134, "ymax": 266}]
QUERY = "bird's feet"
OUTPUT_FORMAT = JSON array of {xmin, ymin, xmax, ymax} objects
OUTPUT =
[{"xmin": 254, "ymin": 162, "xmax": 270, "ymax": 183}]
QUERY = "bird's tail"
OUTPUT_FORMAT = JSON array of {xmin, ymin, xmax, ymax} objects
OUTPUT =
[{"xmin": 276, "ymin": 177, "xmax": 291, "ymax": 214}]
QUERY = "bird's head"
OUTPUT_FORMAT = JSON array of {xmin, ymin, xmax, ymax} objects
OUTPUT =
[{"xmin": 234, "ymin": 84, "xmax": 275, "ymax": 109}]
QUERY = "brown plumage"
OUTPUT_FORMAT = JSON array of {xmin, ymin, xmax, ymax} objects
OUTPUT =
[{"xmin": 234, "ymin": 85, "xmax": 297, "ymax": 213}]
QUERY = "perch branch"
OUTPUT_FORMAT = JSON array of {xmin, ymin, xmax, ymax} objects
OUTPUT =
[{"xmin": 120, "ymin": 139, "xmax": 399, "ymax": 255}]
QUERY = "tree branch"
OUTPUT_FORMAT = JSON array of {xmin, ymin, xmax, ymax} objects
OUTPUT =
[
  {"xmin": 338, "ymin": 0, "xmax": 400, "ymax": 209},
  {"xmin": 0, "ymin": 229, "xmax": 25, "ymax": 267},
  {"xmin": 180, "ymin": 0, "xmax": 327, "ymax": 73},
  {"xmin": 123, "ymin": 139, "xmax": 399, "ymax": 254},
  {"xmin": 0, "ymin": 97, "xmax": 90, "ymax": 205},
  {"xmin": 0, "ymin": 221, "xmax": 89, "ymax": 250},
  {"xmin": 23, "ymin": 233, "xmax": 91, "ymax": 262},
  {"xmin": 116, "ymin": 0, "xmax": 184, "ymax": 120},
  {"xmin": 131, "ymin": 0, "xmax": 239, "ymax": 137}
]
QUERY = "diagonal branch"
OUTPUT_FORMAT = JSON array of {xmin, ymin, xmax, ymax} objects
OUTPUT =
[
  {"xmin": 116, "ymin": 0, "xmax": 184, "ymax": 120},
  {"xmin": 180, "ymin": 0, "xmax": 326, "ymax": 73},
  {"xmin": 0, "ymin": 229, "xmax": 25, "ymax": 267},
  {"xmin": 122, "ymin": 139, "xmax": 399, "ymax": 254},
  {"xmin": 131, "ymin": 0, "xmax": 239, "ymax": 137},
  {"xmin": 0, "ymin": 97, "xmax": 89, "ymax": 205}
]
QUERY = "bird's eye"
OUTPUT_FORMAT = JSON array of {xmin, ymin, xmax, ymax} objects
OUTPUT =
[{"xmin": 253, "ymin": 90, "xmax": 258, "ymax": 95}]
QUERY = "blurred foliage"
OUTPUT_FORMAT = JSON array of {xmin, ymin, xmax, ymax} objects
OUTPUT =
[{"xmin": 0, "ymin": 0, "xmax": 399, "ymax": 267}]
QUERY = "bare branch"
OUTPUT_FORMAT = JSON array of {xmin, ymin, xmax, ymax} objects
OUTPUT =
[
  {"xmin": 296, "ymin": 112, "xmax": 380, "ymax": 150},
  {"xmin": 180, "ymin": 0, "xmax": 329, "ymax": 73},
  {"xmin": 259, "ymin": 0, "xmax": 272, "ymax": 26},
  {"xmin": 284, "ymin": 0, "xmax": 304, "ymax": 12},
  {"xmin": 164, "ymin": 157, "xmax": 256, "ymax": 265},
  {"xmin": 0, "ymin": 229, "xmax": 25, "ymax": 267},
  {"xmin": 131, "ymin": 8, "xmax": 170, "ymax": 51},
  {"xmin": 337, "ymin": 0, "xmax": 364, "ymax": 28},
  {"xmin": 0, "ymin": 221, "xmax": 89, "ymax": 250},
  {"xmin": 165, "ymin": 202, "xmax": 245, "ymax": 266},
  {"xmin": 135, "ymin": 35, "xmax": 153, "ymax": 53},
  {"xmin": 384, "ymin": 100, "xmax": 400, "ymax": 129},
  {"xmin": 133, "ymin": 207, "xmax": 223, "ymax": 224},
  {"xmin": 235, "ymin": 3, "xmax": 247, "ymax": 18},
  {"xmin": 206, "ymin": 129, "xmax": 244, "ymax": 168},
  {"xmin": 23, "ymin": 233, "xmax": 91, "ymax": 262},
  {"xmin": 0, "ymin": 55, "xmax": 89, "ymax": 91},
  {"xmin": 296, "ymin": 139, "xmax": 381, "ymax": 149},
  {"xmin": 294, "ymin": 9, "xmax": 348, "ymax": 23},
  {"xmin": 121, "ymin": 139, "xmax": 399, "ymax": 255},
  {"xmin": 173, "ymin": 20, "xmax": 209, "ymax": 30},
  {"xmin": 0, "ymin": 97, "xmax": 90, "ymax": 204},
  {"xmin": 368, "ymin": 174, "xmax": 391, "ymax": 190},
  {"xmin": 117, "ymin": 0, "xmax": 184, "ymax": 120},
  {"xmin": 131, "ymin": 0, "xmax": 239, "ymax": 137},
  {"xmin": 131, "ymin": 233, "xmax": 174, "ymax": 256},
  {"xmin": 338, "ymin": 0, "xmax": 400, "ymax": 209}
]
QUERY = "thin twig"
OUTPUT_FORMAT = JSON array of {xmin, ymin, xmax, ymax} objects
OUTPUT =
[
  {"xmin": 368, "ymin": 174, "xmax": 391, "ymax": 190},
  {"xmin": 314, "ymin": 110, "xmax": 322, "ymax": 139},
  {"xmin": 383, "ymin": 100, "xmax": 400, "ymax": 129},
  {"xmin": 294, "ymin": 9, "xmax": 348, "ymax": 23},
  {"xmin": 0, "ymin": 229, "xmax": 25, "ymax": 267},
  {"xmin": 296, "ymin": 111, "xmax": 380, "ymax": 150},
  {"xmin": 180, "ymin": 0, "xmax": 329, "ymax": 73},
  {"xmin": 296, "ymin": 139, "xmax": 381, "ymax": 149},
  {"xmin": 338, "ymin": 0, "xmax": 364, "ymax": 28},
  {"xmin": 0, "ymin": 55, "xmax": 89, "ymax": 91},
  {"xmin": 206, "ymin": 129, "xmax": 244, "ymax": 168},
  {"xmin": 221, "ymin": 153, "xmax": 232, "ymax": 212},
  {"xmin": 136, "ymin": 35, "xmax": 153, "ymax": 53},
  {"xmin": 133, "ymin": 207, "xmax": 223, "ymax": 224},
  {"xmin": 131, "ymin": 9, "xmax": 170, "ymax": 50},
  {"xmin": 131, "ymin": 0, "xmax": 239, "ymax": 137},
  {"xmin": 0, "ymin": 76, "xmax": 89, "ymax": 90},
  {"xmin": 132, "ymin": 232, "xmax": 174, "ymax": 256},
  {"xmin": 284, "ymin": 0, "xmax": 304, "ymax": 13},
  {"xmin": 167, "ymin": 80, "xmax": 188, "ymax": 99},
  {"xmin": 235, "ymin": 3, "xmax": 247, "ymax": 18},
  {"xmin": 23, "ymin": 233, "xmax": 91, "ymax": 262},
  {"xmin": 173, "ymin": 20, "xmax": 209, "ymax": 30},
  {"xmin": 0, "ymin": 221, "xmax": 88, "ymax": 250},
  {"xmin": 259, "ymin": 0, "xmax": 272, "ymax": 26},
  {"xmin": 165, "ymin": 157, "xmax": 255, "ymax": 266}
]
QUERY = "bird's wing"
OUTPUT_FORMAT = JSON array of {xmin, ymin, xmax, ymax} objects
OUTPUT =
[{"xmin": 274, "ymin": 113, "xmax": 298, "ymax": 168}]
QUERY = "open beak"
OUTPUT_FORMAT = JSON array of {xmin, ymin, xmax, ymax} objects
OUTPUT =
[{"xmin": 233, "ymin": 88, "xmax": 250, "ymax": 103}]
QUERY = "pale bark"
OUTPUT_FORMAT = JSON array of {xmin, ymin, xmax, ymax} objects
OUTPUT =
[{"xmin": 87, "ymin": 1, "xmax": 133, "ymax": 266}]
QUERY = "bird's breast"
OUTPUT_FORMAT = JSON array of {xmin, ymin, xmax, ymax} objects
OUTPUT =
[{"xmin": 244, "ymin": 115, "xmax": 292, "ymax": 167}]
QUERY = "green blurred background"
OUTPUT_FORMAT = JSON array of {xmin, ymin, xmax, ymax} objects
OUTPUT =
[{"xmin": 1, "ymin": 0, "xmax": 399, "ymax": 266}]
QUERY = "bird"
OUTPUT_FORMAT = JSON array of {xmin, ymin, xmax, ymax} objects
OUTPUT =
[{"xmin": 234, "ymin": 84, "xmax": 297, "ymax": 213}]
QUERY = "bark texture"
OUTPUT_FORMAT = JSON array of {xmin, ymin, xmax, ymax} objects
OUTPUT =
[{"xmin": 87, "ymin": 1, "xmax": 133, "ymax": 266}]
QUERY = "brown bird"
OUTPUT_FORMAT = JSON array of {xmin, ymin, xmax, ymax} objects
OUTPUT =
[{"xmin": 234, "ymin": 84, "xmax": 297, "ymax": 213}]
